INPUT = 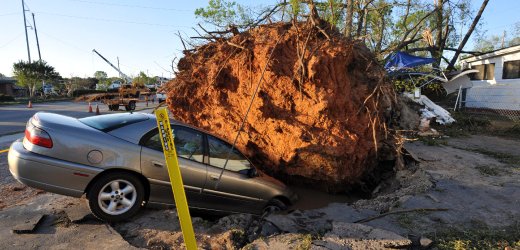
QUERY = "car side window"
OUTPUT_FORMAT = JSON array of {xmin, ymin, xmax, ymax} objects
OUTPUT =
[
  {"xmin": 142, "ymin": 126, "xmax": 204, "ymax": 163},
  {"xmin": 208, "ymin": 135, "xmax": 250, "ymax": 172}
]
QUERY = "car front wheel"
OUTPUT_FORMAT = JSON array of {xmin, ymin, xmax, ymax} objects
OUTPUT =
[
  {"xmin": 262, "ymin": 198, "xmax": 287, "ymax": 215},
  {"xmin": 110, "ymin": 104, "xmax": 119, "ymax": 111},
  {"xmin": 87, "ymin": 172, "xmax": 145, "ymax": 222}
]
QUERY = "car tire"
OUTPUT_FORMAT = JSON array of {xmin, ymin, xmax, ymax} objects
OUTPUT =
[
  {"xmin": 263, "ymin": 198, "xmax": 287, "ymax": 215},
  {"xmin": 125, "ymin": 101, "xmax": 136, "ymax": 111},
  {"xmin": 87, "ymin": 172, "xmax": 145, "ymax": 223},
  {"xmin": 110, "ymin": 104, "xmax": 119, "ymax": 111}
]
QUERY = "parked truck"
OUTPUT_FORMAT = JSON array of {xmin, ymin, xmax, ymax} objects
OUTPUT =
[{"xmin": 92, "ymin": 49, "xmax": 149, "ymax": 111}]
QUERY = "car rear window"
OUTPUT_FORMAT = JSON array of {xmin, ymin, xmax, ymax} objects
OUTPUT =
[{"xmin": 79, "ymin": 113, "xmax": 149, "ymax": 132}]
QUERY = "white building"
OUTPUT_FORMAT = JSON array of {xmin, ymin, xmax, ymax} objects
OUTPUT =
[{"xmin": 460, "ymin": 44, "xmax": 520, "ymax": 111}]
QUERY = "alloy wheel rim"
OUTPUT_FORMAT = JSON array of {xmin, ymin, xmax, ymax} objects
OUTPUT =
[{"xmin": 98, "ymin": 179, "xmax": 137, "ymax": 215}]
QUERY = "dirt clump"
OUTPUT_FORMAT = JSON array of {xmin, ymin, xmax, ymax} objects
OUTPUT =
[{"xmin": 165, "ymin": 22, "xmax": 396, "ymax": 191}]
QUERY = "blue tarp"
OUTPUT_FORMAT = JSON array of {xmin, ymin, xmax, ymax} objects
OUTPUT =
[{"xmin": 384, "ymin": 52, "xmax": 436, "ymax": 72}]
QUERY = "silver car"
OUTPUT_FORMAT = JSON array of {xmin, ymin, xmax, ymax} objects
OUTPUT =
[{"xmin": 8, "ymin": 112, "xmax": 297, "ymax": 222}]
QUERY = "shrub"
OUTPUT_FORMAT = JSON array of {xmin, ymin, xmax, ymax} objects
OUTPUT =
[
  {"xmin": 0, "ymin": 94, "xmax": 15, "ymax": 102},
  {"xmin": 72, "ymin": 89, "xmax": 106, "ymax": 97}
]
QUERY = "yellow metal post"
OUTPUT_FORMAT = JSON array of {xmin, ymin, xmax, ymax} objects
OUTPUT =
[{"xmin": 155, "ymin": 107, "xmax": 197, "ymax": 250}]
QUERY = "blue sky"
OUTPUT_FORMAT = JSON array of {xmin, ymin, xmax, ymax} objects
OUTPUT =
[{"xmin": 1, "ymin": 0, "xmax": 519, "ymax": 78}]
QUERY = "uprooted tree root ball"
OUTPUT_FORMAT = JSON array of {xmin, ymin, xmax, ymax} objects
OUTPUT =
[{"xmin": 164, "ymin": 21, "xmax": 398, "ymax": 192}]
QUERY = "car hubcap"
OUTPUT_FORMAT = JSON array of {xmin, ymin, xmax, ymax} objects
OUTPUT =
[{"xmin": 98, "ymin": 179, "xmax": 137, "ymax": 215}]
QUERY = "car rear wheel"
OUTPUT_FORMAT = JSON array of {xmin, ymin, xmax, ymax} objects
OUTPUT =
[
  {"xmin": 263, "ymin": 198, "xmax": 287, "ymax": 215},
  {"xmin": 125, "ymin": 101, "xmax": 136, "ymax": 111},
  {"xmin": 87, "ymin": 172, "xmax": 145, "ymax": 222}
]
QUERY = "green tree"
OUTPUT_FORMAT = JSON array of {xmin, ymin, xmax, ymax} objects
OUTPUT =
[
  {"xmin": 13, "ymin": 60, "xmax": 60, "ymax": 98},
  {"xmin": 195, "ymin": 0, "xmax": 254, "ymax": 28},
  {"xmin": 94, "ymin": 70, "xmax": 107, "ymax": 80},
  {"xmin": 132, "ymin": 71, "xmax": 155, "ymax": 88},
  {"xmin": 195, "ymin": 0, "xmax": 486, "ymax": 68},
  {"xmin": 63, "ymin": 76, "xmax": 97, "ymax": 96},
  {"xmin": 474, "ymin": 22, "xmax": 520, "ymax": 52},
  {"xmin": 94, "ymin": 70, "xmax": 110, "ymax": 90}
]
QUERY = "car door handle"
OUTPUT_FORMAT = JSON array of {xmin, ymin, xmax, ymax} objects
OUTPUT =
[
  {"xmin": 209, "ymin": 174, "xmax": 219, "ymax": 181},
  {"xmin": 151, "ymin": 161, "xmax": 164, "ymax": 168}
]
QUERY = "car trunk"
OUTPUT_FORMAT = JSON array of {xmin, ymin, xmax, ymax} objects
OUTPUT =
[{"xmin": 23, "ymin": 112, "xmax": 140, "ymax": 168}]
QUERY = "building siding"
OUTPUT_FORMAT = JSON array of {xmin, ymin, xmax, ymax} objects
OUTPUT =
[{"xmin": 461, "ymin": 48, "xmax": 520, "ymax": 111}]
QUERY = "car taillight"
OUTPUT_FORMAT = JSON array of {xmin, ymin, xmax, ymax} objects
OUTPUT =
[{"xmin": 25, "ymin": 122, "xmax": 53, "ymax": 148}]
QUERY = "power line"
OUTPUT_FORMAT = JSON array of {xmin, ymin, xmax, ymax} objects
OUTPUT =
[
  {"xmin": 60, "ymin": 0, "xmax": 191, "ymax": 12},
  {"xmin": 38, "ymin": 30, "xmax": 90, "ymax": 54},
  {"xmin": 36, "ymin": 11, "xmax": 191, "ymax": 28},
  {"xmin": 0, "ymin": 32, "xmax": 24, "ymax": 49},
  {"xmin": 0, "ymin": 12, "xmax": 19, "ymax": 17}
]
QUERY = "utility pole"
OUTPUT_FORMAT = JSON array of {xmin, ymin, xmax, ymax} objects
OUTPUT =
[
  {"xmin": 22, "ymin": 0, "xmax": 31, "ymax": 62},
  {"xmin": 117, "ymin": 57, "xmax": 121, "ymax": 78},
  {"xmin": 31, "ymin": 13, "xmax": 41, "ymax": 61}
]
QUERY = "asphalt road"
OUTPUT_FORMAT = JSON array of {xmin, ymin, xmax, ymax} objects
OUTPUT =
[{"xmin": 0, "ymin": 101, "xmax": 159, "ymax": 136}]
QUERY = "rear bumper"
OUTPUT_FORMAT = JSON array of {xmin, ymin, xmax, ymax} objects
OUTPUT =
[{"xmin": 8, "ymin": 140, "xmax": 103, "ymax": 197}]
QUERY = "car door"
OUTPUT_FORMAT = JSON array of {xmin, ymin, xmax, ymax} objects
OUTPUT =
[
  {"xmin": 140, "ymin": 126, "xmax": 207, "ymax": 208},
  {"xmin": 202, "ymin": 135, "xmax": 264, "ymax": 213}
]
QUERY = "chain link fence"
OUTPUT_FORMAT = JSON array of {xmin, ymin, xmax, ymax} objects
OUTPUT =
[{"xmin": 456, "ymin": 84, "xmax": 520, "ymax": 122}]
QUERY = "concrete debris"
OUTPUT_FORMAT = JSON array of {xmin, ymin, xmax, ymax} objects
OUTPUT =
[
  {"xmin": 320, "ymin": 222, "xmax": 412, "ymax": 249},
  {"xmin": 11, "ymin": 214, "xmax": 45, "ymax": 234},
  {"xmin": 245, "ymin": 233, "xmax": 313, "ymax": 250},
  {"xmin": 420, "ymin": 237, "xmax": 433, "ymax": 248},
  {"xmin": 64, "ymin": 200, "xmax": 93, "ymax": 223}
]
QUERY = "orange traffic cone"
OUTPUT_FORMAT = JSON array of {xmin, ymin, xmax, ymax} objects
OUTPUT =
[
  {"xmin": 27, "ymin": 100, "xmax": 32, "ymax": 108},
  {"xmin": 95, "ymin": 104, "xmax": 100, "ymax": 115},
  {"xmin": 88, "ymin": 102, "xmax": 93, "ymax": 113}
]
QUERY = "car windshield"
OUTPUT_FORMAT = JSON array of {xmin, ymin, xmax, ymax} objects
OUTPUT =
[{"xmin": 79, "ymin": 113, "xmax": 149, "ymax": 132}]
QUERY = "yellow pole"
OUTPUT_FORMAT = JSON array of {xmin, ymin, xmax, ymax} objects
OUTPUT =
[{"xmin": 155, "ymin": 107, "xmax": 197, "ymax": 250}]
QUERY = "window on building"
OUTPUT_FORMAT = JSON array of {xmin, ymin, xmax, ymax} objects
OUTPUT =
[
  {"xmin": 503, "ymin": 60, "xmax": 520, "ymax": 79},
  {"xmin": 470, "ymin": 63, "xmax": 495, "ymax": 80},
  {"xmin": 485, "ymin": 63, "xmax": 495, "ymax": 80}
]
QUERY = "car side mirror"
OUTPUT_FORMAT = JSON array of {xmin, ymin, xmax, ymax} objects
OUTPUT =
[{"xmin": 248, "ymin": 167, "xmax": 258, "ymax": 178}]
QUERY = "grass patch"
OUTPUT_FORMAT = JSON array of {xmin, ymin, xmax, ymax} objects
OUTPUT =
[
  {"xmin": 428, "ymin": 223, "xmax": 520, "ymax": 250},
  {"xmin": 433, "ymin": 112, "xmax": 520, "ymax": 141},
  {"xmin": 296, "ymin": 234, "xmax": 313, "ymax": 250},
  {"xmin": 492, "ymin": 123, "xmax": 520, "ymax": 140},
  {"xmin": 395, "ymin": 211, "xmax": 435, "ymax": 230},
  {"xmin": 418, "ymin": 136, "xmax": 448, "ymax": 146},
  {"xmin": 0, "ymin": 96, "xmax": 73, "ymax": 105},
  {"xmin": 396, "ymin": 213, "xmax": 415, "ymax": 229},
  {"xmin": 469, "ymin": 148, "xmax": 520, "ymax": 166},
  {"xmin": 434, "ymin": 113, "xmax": 492, "ymax": 137},
  {"xmin": 475, "ymin": 165, "xmax": 500, "ymax": 176}
]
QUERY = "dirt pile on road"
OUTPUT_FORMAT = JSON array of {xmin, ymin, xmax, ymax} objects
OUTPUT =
[{"xmin": 164, "ymin": 22, "xmax": 396, "ymax": 191}]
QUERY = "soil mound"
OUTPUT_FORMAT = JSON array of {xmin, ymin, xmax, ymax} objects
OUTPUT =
[{"xmin": 165, "ymin": 22, "xmax": 396, "ymax": 191}]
